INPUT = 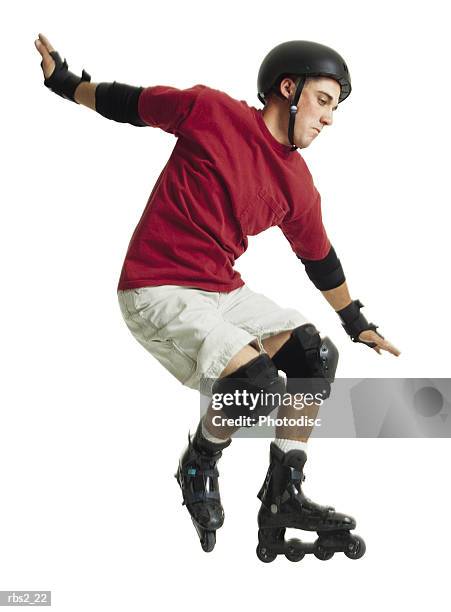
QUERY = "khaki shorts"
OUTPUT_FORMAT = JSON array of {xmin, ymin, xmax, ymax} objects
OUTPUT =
[{"xmin": 117, "ymin": 284, "xmax": 308, "ymax": 396}]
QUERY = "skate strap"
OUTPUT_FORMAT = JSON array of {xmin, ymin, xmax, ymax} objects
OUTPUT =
[
  {"xmin": 183, "ymin": 490, "xmax": 220, "ymax": 504},
  {"xmin": 290, "ymin": 468, "xmax": 302, "ymax": 481},
  {"xmin": 185, "ymin": 467, "xmax": 218, "ymax": 478}
]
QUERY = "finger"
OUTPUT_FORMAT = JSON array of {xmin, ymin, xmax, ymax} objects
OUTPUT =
[
  {"xmin": 361, "ymin": 331, "xmax": 400, "ymax": 357},
  {"xmin": 385, "ymin": 345, "xmax": 401, "ymax": 357},
  {"xmin": 35, "ymin": 38, "xmax": 55, "ymax": 78},
  {"xmin": 377, "ymin": 340, "xmax": 401, "ymax": 357},
  {"xmin": 38, "ymin": 33, "xmax": 55, "ymax": 53},
  {"xmin": 35, "ymin": 38, "xmax": 52, "ymax": 62},
  {"xmin": 34, "ymin": 38, "xmax": 45, "ymax": 57}
]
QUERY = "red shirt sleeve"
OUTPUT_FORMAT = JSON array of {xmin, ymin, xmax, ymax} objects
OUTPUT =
[
  {"xmin": 137, "ymin": 84, "xmax": 206, "ymax": 135},
  {"xmin": 278, "ymin": 189, "xmax": 331, "ymax": 260}
]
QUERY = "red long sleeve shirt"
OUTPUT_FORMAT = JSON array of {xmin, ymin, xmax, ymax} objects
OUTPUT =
[{"xmin": 117, "ymin": 84, "xmax": 330, "ymax": 292}]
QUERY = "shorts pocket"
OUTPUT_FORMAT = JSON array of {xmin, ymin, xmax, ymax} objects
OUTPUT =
[
  {"xmin": 129, "ymin": 286, "xmax": 191, "ymax": 333},
  {"xmin": 147, "ymin": 336, "xmax": 196, "ymax": 385}
]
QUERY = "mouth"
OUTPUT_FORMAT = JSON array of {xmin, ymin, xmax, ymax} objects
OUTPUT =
[{"xmin": 313, "ymin": 128, "xmax": 321, "ymax": 134}]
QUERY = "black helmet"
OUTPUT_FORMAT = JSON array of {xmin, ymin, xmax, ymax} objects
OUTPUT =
[
  {"xmin": 257, "ymin": 40, "xmax": 351, "ymax": 105},
  {"xmin": 257, "ymin": 40, "xmax": 351, "ymax": 152}
]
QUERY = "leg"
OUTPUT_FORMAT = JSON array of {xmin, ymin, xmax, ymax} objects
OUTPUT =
[
  {"xmin": 177, "ymin": 340, "xmax": 285, "ymax": 552},
  {"xmin": 256, "ymin": 442, "xmax": 366, "ymax": 563},
  {"xmin": 175, "ymin": 418, "xmax": 232, "ymax": 553},
  {"xmin": 203, "ymin": 343, "xmax": 260, "ymax": 440},
  {"xmin": 255, "ymin": 324, "xmax": 365, "ymax": 564},
  {"xmin": 203, "ymin": 328, "xmax": 322, "ymax": 442},
  {"xmin": 261, "ymin": 330, "xmax": 320, "ymax": 442}
]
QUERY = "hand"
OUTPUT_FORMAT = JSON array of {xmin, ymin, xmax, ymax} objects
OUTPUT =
[
  {"xmin": 358, "ymin": 329, "xmax": 401, "ymax": 356},
  {"xmin": 34, "ymin": 34, "xmax": 91, "ymax": 103},
  {"xmin": 34, "ymin": 33, "xmax": 56, "ymax": 79}
]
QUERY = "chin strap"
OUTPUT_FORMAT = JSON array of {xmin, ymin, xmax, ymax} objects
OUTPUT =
[{"xmin": 288, "ymin": 76, "xmax": 306, "ymax": 151}]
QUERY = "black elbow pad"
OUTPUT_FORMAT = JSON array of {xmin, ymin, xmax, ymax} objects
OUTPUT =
[
  {"xmin": 95, "ymin": 81, "xmax": 147, "ymax": 126},
  {"xmin": 299, "ymin": 245, "xmax": 346, "ymax": 290}
]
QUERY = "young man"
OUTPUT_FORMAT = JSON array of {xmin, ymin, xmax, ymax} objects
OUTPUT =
[{"xmin": 36, "ymin": 34, "xmax": 400, "ymax": 562}]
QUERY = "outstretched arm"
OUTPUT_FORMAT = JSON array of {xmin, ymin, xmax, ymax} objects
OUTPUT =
[
  {"xmin": 35, "ymin": 33, "xmax": 145, "ymax": 125},
  {"xmin": 300, "ymin": 248, "xmax": 400, "ymax": 356},
  {"xmin": 320, "ymin": 281, "xmax": 400, "ymax": 356},
  {"xmin": 36, "ymin": 34, "xmax": 203, "ymax": 133}
]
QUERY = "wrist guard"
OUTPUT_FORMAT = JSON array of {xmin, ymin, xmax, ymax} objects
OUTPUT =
[
  {"xmin": 43, "ymin": 51, "xmax": 91, "ymax": 103},
  {"xmin": 337, "ymin": 299, "xmax": 382, "ymax": 347}
]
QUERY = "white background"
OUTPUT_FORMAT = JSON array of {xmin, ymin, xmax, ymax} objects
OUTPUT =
[{"xmin": 2, "ymin": 0, "xmax": 450, "ymax": 609}]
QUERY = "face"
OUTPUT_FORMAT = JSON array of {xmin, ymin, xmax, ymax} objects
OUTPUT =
[{"xmin": 280, "ymin": 76, "xmax": 341, "ymax": 149}]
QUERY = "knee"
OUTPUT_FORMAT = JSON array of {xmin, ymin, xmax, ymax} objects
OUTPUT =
[
  {"xmin": 211, "ymin": 353, "xmax": 285, "ymax": 425},
  {"xmin": 272, "ymin": 324, "xmax": 339, "ymax": 399}
]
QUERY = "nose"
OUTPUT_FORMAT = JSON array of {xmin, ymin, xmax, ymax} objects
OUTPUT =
[{"xmin": 320, "ymin": 108, "xmax": 333, "ymax": 127}]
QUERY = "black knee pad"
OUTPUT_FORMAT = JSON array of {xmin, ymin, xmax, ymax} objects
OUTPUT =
[
  {"xmin": 272, "ymin": 324, "xmax": 339, "ymax": 399},
  {"xmin": 211, "ymin": 353, "xmax": 286, "ymax": 425}
]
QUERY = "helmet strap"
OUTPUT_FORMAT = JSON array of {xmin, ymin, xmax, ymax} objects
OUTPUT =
[{"xmin": 288, "ymin": 76, "xmax": 306, "ymax": 151}]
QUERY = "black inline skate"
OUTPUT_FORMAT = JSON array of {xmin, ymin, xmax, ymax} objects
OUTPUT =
[
  {"xmin": 175, "ymin": 421, "xmax": 231, "ymax": 552},
  {"xmin": 256, "ymin": 443, "xmax": 366, "ymax": 563}
]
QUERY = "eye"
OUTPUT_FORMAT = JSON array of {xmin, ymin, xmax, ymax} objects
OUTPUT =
[{"xmin": 318, "ymin": 98, "xmax": 327, "ymax": 106}]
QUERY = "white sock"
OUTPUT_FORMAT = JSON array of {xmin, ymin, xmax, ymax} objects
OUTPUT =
[
  {"xmin": 201, "ymin": 419, "xmax": 230, "ymax": 444},
  {"xmin": 274, "ymin": 438, "xmax": 308, "ymax": 454}
]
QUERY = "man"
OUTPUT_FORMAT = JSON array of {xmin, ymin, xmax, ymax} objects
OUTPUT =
[{"xmin": 36, "ymin": 34, "xmax": 400, "ymax": 562}]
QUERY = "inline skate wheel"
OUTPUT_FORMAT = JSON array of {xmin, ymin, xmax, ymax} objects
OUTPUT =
[
  {"xmin": 285, "ymin": 539, "xmax": 305, "ymax": 562},
  {"xmin": 344, "ymin": 535, "xmax": 366, "ymax": 560},
  {"xmin": 256, "ymin": 544, "xmax": 277, "ymax": 563},
  {"xmin": 314, "ymin": 543, "xmax": 334, "ymax": 561},
  {"xmin": 200, "ymin": 531, "xmax": 216, "ymax": 553}
]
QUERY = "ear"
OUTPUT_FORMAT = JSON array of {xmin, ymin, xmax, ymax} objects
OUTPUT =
[{"xmin": 279, "ymin": 77, "xmax": 296, "ymax": 101}]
